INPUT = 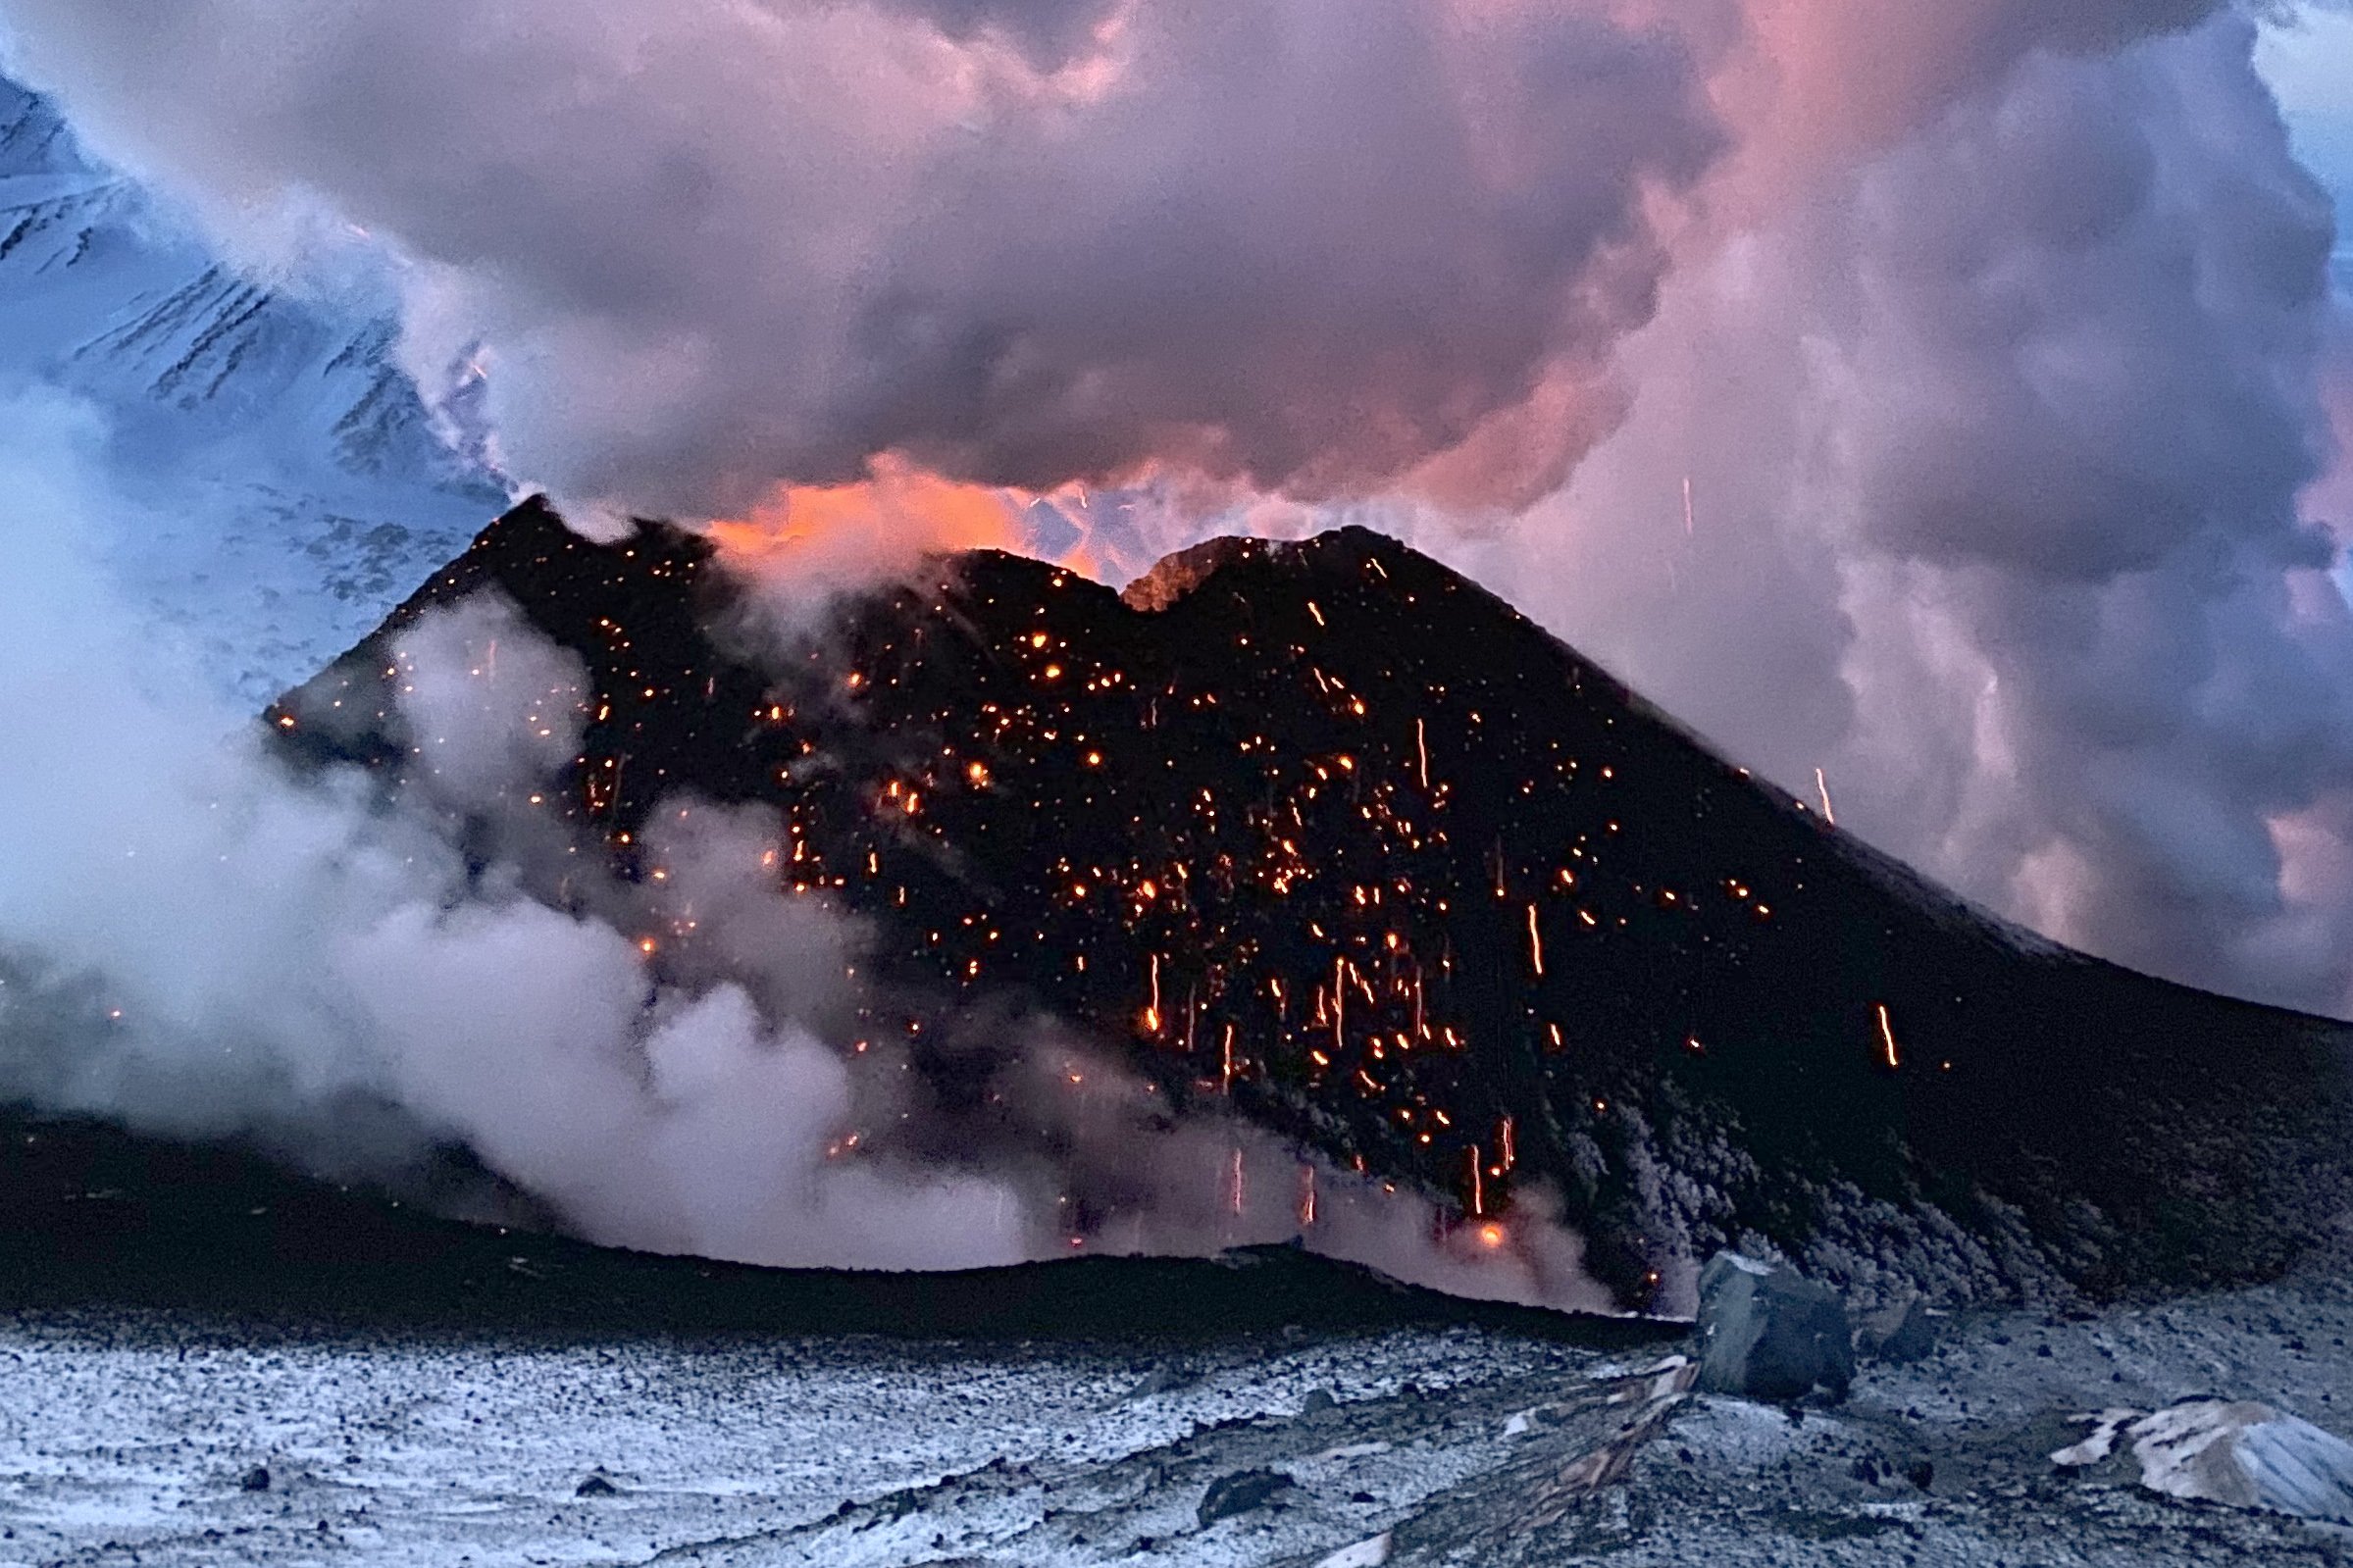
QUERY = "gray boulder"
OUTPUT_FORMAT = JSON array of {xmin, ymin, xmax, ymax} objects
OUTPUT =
[
  {"xmin": 1198, "ymin": 1467, "xmax": 1295, "ymax": 1527},
  {"xmin": 1856, "ymin": 1293, "xmax": 1936, "ymax": 1364},
  {"xmin": 1694, "ymin": 1252, "xmax": 1854, "ymax": 1402}
]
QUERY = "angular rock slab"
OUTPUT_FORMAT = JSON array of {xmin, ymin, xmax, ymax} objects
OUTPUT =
[
  {"xmin": 1311, "ymin": 1534, "xmax": 1394, "ymax": 1568},
  {"xmin": 1197, "ymin": 1466, "xmax": 1296, "ymax": 1528},
  {"xmin": 1855, "ymin": 1293, "xmax": 1936, "ymax": 1364},
  {"xmin": 2055, "ymin": 1398, "xmax": 2353, "ymax": 1523},
  {"xmin": 1693, "ymin": 1252, "xmax": 1854, "ymax": 1402}
]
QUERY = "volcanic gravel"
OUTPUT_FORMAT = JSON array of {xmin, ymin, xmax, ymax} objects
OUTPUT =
[{"xmin": 7, "ymin": 1260, "xmax": 2353, "ymax": 1566}]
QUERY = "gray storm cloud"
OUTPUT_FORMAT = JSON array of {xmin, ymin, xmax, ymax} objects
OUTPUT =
[
  {"xmin": 0, "ymin": 0, "xmax": 1723, "ymax": 520},
  {"xmin": 1456, "ymin": 8, "xmax": 2353, "ymax": 1013}
]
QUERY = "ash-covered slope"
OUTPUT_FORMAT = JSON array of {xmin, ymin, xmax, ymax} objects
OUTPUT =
[
  {"xmin": 0, "ymin": 1103, "xmax": 1645, "ymax": 1346},
  {"xmin": 279, "ymin": 500, "xmax": 2353, "ymax": 1311}
]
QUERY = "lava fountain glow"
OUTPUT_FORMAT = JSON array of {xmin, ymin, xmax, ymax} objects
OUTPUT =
[{"xmin": 705, "ymin": 459, "xmax": 1046, "ymax": 588}]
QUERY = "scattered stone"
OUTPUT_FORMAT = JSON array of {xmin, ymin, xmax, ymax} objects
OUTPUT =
[
  {"xmin": 575, "ymin": 1473, "xmax": 620, "ymax": 1497},
  {"xmin": 1197, "ymin": 1467, "xmax": 1296, "ymax": 1528},
  {"xmin": 1694, "ymin": 1252, "xmax": 1854, "ymax": 1403},
  {"xmin": 1304, "ymin": 1442, "xmax": 1393, "ymax": 1464},
  {"xmin": 2054, "ymin": 1399, "xmax": 2353, "ymax": 1523},
  {"xmin": 1300, "ymin": 1389, "xmax": 1339, "ymax": 1417},
  {"xmin": 1856, "ymin": 1294, "xmax": 1936, "ymax": 1364},
  {"xmin": 1119, "ymin": 1362, "xmax": 1191, "ymax": 1403},
  {"xmin": 239, "ymin": 1466, "xmax": 272, "ymax": 1493}
]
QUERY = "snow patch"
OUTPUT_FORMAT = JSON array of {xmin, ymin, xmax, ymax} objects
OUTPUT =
[
  {"xmin": 1312, "ymin": 1534, "xmax": 1393, "ymax": 1568},
  {"xmin": 2056, "ymin": 1398, "xmax": 2353, "ymax": 1523}
]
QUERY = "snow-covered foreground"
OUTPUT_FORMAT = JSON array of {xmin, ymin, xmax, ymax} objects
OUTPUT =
[
  {"xmin": 9, "ymin": 1265, "xmax": 2353, "ymax": 1566},
  {"xmin": 0, "ymin": 1315, "xmax": 1589, "ymax": 1567}
]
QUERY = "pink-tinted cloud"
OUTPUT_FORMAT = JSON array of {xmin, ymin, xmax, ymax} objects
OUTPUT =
[{"xmin": 0, "ymin": 0, "xmax": 1721, "ymax": 520}]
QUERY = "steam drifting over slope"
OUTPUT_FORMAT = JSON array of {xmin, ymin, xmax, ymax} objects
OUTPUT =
[
  {"xmin": 273, "ymin": 501, "xmax": 2353, "ymax": 1311},
  {"xmin": 0, "ymin": 395, "xmax": 1595, "ymax": 1304}
]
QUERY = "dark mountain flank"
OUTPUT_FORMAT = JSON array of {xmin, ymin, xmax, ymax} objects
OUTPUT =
[
  {"xmin": 276, "ymin": 499, "xmax": 2353, "ymax": 1311},
  {"xmin": 0, "ymin": 1106, "xmax": 1663, "ymax": 1345}
]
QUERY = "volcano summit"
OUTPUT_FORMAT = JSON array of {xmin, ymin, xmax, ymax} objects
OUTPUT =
[{"xmin": 276, "ymin": 501, "xmax": 2353, "ymax": 1312}]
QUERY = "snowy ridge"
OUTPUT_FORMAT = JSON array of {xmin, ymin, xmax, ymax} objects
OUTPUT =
[{"xmin": 0, "ymin": 77, "xmax": 503, "ymax": 701}]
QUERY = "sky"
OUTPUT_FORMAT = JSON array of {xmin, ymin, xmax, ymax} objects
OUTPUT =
[{"xmin": 2261, "ymin": 9, "xmax": 2353, "ymax": 278}]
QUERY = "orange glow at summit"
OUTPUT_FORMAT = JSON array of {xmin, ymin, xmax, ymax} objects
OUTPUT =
[{"xmin": 705, "ymin": 458, "xmax": 1105, "ymax": 587}]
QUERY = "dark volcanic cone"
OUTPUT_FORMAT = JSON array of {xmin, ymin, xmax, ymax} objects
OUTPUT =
[{"xmin": 277, "ymin": 499, "xmax": 2353, "ymax": 1310}]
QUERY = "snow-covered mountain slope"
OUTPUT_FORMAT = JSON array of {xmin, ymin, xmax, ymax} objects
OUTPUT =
[{"xmin": 0, "ymin": 78, "xmax": 504, "ymax": 701}]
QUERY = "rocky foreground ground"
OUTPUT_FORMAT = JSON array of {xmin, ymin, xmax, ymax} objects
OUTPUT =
[{"xmin": 5, "ymin": 1255, "xmax": 2353, "ymax": 1567}]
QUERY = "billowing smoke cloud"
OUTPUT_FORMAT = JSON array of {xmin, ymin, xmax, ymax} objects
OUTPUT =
[
  {"xmin": 0, "ymin": 0, "xmax": 1721, "ymax": 520},
  {"xmin": 1449, "ymin": 9, "xmax": 2353, "ymax": 1012},
  {"xmin": 0, "ymin": 384, "xmax": 1606, "ymax": 1305},
  {"xmin": 1057, "ymin": 3, "xmax": 2353, "ymax": 1018},
  {"xmin": 2322, "ymin": 324, "xmax": 2353, "ymax": 535}
]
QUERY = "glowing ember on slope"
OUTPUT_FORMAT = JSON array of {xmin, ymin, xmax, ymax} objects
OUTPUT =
[{"xmin": 271, "ymin": 500, "xmax": 2353, "ymax": 1312}]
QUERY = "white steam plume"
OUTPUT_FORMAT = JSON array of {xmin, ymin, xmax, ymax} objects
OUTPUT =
[{"xmin": 0, "ymin": 386, "xmax": 1606, "ymax": 1305}]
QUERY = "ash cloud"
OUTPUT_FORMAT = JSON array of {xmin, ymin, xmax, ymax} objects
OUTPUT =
[
  {"xmin": 872, "ymin": 0, "xmax": 1121, "ymax": 68},
  {"xmin": 0, "ymin": 0, "xmax": 1720, "ymax": 521}
]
